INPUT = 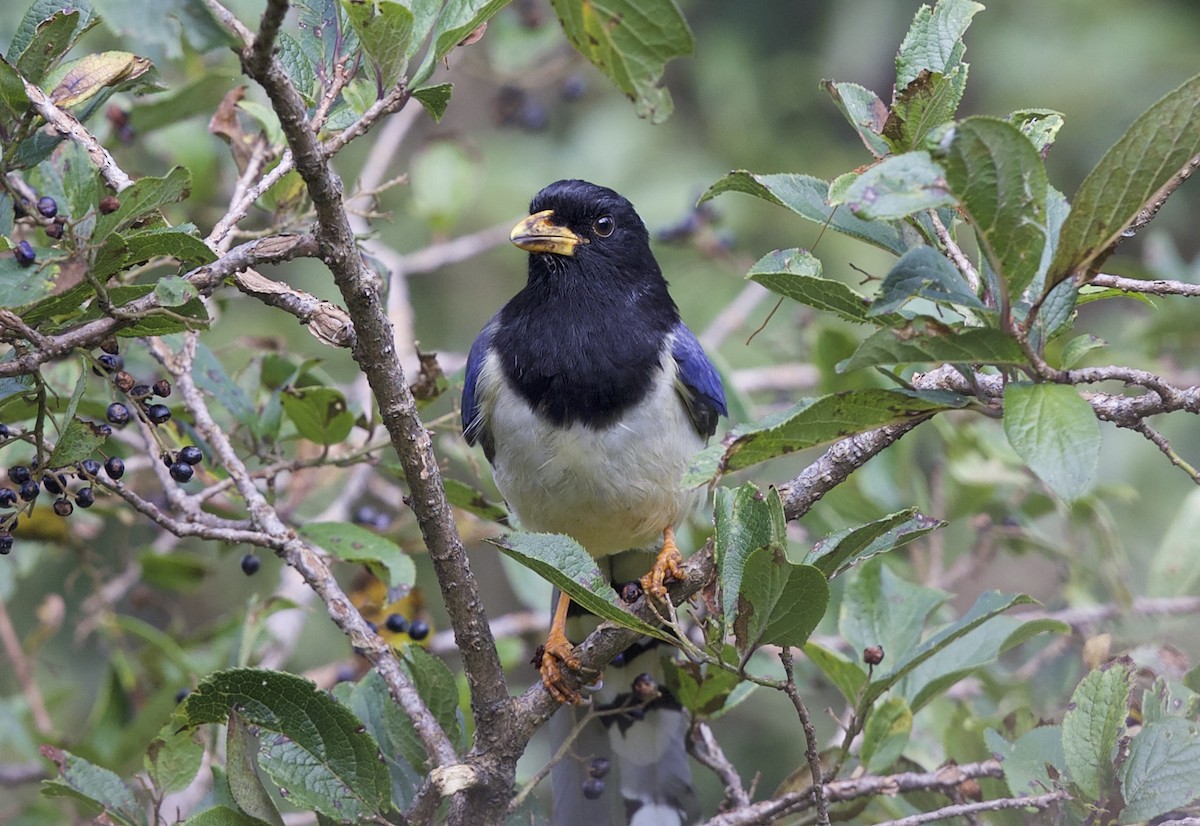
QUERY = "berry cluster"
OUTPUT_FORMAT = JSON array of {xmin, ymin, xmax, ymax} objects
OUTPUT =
[
  {"xmin": 0, "ymin": 451, "xmax": 120, "ymax": 554},
  {"xmin": 10, "ymin": 190, "xmax": 122, "ymax": 268},
  {"xmin": 581, "ymin": 756, "xmax": 611, "ymax": 800}
]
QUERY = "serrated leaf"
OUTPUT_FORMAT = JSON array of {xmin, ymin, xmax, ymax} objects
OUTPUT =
[
  {"xmin": 941, "ymin": 117, "xmax": 1048, "ymax": 300},
  {"xmin": 145, "ymin": 723, "xmax": 203, "ymax": 796},
  {"xmin": 861, "ymin": 697, "xmax": 912, "ymax": 773},
  {"xmin": 8, "ymin": 0, "xmax": 97, "ymax": 63},
  {"xmin": 840, "ymin": 323, "xmax": 1027, "ymax": 372},
  {"xmin": 93, "ymin": 166, "xmax": 192, "ymax": 241},
  {"xmin": 1062, "ymin": 658, "xmax": 1134, "ymax": 800},
  {"xmin": 842, "ymin": 151, "xmax": 955, "ymax": 220},
  {"xmin": 664, "ymin": 657, "xmax": 743, "ymax": 717},
  {"xmin": 342, "ymin": 0, "xmax": 414, "ymax": 89},
  {"xmin": 755, "ymin": 563, "xmax": 828, "ymax": 650},
  {"xmin": 549, "ymin": 0, "xmax": 692, "ymax": 122},
  {"xmin": 412, "ymin": 82, "xmax": 452, "ymax": 122},
  {"xmin": 821, "ymin": 79, "xmax": 890, "ymax": 158},
  {"xmin": 489, "ymin": 532, "xmax": 668, "ymax": 641},
  {"xmin": 1047, "ymin": 72, "xmax": 1200, "ymax": 290},
  {"xmin": 333, "ymin": 670, "xmax": 423, "ymax": 804},
  {"xmin": 425, "ymin": 0, "xmax": 509, "ymax": 69},
  {"xmin": 176, "ymin": 669, "xmax": 393, "ymax": 823},
  {"xmin": 803, "ymin": 641, "xmax": 868, "ymax": 704},
  {"xmin": 39, "ymin": 746, "xmax": 141, "ymax": 826},
  {"xmin": 985, "ymin": 725, "xmax": 1064, "ymax": 798},
  {"xmin": 1003, "ymin": 382, "xmax": 1099, "ymax": 502},
  {"xmin": 47, "ymin": 416, "xmax": 108, "ymax": 467},
  {"xmin": 804, "ymin": 508, "xmax": 946, "ymax": 580},
  {"xmin": 276, "ymin": 32, "xmax": 317, "ymax": 104},
  {"xmin": 299, "ymin": 522, "xmax": 415, "ymax": 590},
  {"xmin": 120, "ymin": 227, "xmax": 218, "ymax": 272},
  {"xmin": 1009, "ymin": 108, "xmax": 1065, "ymax": 155},
  {"xmin": 226, "ymin": 712, "xmax": 285, "ymax": 826},
  {"xmin": 1119, "ymin": 716, "xmax": 1200, "ymax": 823},
  {"xmin": 685, "ymin": 388, "xmax": 964, "ymax": 484},
  {"xmin": 883, "ymin": 69, "xmax": 968, "ymax": 153},
  {"xmin": 16, "ymin": 10, "xmax": 86, "ymax": 84},
  {"xmin": 701, "ymin": 170, "xmax": 907, "ymax": 254},
  {"xmin": 280, "ymin": 385, "xmax": 355, "ymax": 445},
  {"xmin": 871, "ymin": 244, "xmax": 985, "ymax": 315},
  {"xmin": 747, "ymin": 248, "xmax": 874, "ymax": 324},
  {"xmin": 840, "ymin": 559, "xmax": 948, "ymax": 670},
  {"xmin": 714, "ymin": 484, "xmax": 786, "ymax": 630},
  {"xmin": 894, "ymin": 0, "xmax": 983, "ymax": 88}
]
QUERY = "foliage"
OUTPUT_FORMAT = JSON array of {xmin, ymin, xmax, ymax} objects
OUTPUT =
[{"xmin": 1, "ymin": 0, "xmax": 1199, "ymax": 824}]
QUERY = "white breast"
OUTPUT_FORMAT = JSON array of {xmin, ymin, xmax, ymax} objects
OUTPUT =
[{"xmin": 476, "ymin": 345, "xmax": 705, "ymax": 557}]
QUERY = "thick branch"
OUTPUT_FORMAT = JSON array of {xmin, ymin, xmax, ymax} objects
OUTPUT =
[{"xmin": 21, "ymin": 78, "xmax": 134, "ymax": 192}]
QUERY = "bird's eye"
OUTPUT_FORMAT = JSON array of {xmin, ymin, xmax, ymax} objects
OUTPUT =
[{"xmin": 593, "ymin": 215, "xmax": 615, "ymax": 237}]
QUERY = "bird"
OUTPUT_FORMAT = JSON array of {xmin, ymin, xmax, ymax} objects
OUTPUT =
[{"xmin": 462, "ymin": 179, "xmax": 726, "ymax": 825}]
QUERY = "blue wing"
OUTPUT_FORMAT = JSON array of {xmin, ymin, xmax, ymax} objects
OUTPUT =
[
  {"xmin": 670, "ymin": 322, "xmax": 726, "ymax": 438},
  {"xmin": 462, "ymin": 319, "xmax": 497, "ymax": 457}
]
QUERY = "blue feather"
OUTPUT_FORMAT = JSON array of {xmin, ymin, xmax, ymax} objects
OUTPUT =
[
  {"xmin": 462, "ymin": 318, "xmax": 497, "ymax": 448},
  {"xmin": 670, "ymin": 322, "xmax": 726, "ymax": 439}
]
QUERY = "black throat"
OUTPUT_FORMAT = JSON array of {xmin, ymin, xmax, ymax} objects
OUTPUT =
[{"xmin": 493, "ymin": 253, "xmax": 679, "ymax": 430}]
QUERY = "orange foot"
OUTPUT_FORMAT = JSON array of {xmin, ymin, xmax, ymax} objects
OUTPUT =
[
  {"xmin": 539, "ymin": 592, "xmax": 585, "ymax": 705},
  {"xmin": 640, "ymin": 526, "xmax": 686, "ymax": 603}
]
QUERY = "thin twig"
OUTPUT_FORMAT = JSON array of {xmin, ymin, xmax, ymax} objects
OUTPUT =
[
  {"xmin": 780, "ymin": 648, "xmax": 829, "ymax": 825},
  {"xmin": 689, "ymin": 721, "xmax": 751, "ymax": 811},
  {"xmin": 1091, "ymin": 272, "xmax": 1200, "ymax": 297},
  {"xmin": 20, "ymin": 78, "xmax": 134, "ymax": 192},
  {"xmin": 872, "ymin": 789, "xmax": 1068, "ymax": 826},
  {"xmin": 929, "ymin": 210, "xmax": 981, "ymax": 295},
  {"xmin": 1130, "ymin": 421, "xmax": 1200, "ymax": 482}
]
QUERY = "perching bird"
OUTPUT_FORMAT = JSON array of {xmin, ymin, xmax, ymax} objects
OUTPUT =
[{"xmin": 462, "ymin": 179, "xmax": 726, "ymax": 824}]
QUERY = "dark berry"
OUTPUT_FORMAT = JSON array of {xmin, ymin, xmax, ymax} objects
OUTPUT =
[
  {"xmin": 581, "ymin": 777, "xmax": 605, "ymax": 800},
  {"xmin": 113, "ymin": 371, "xmax": 135, "ymax": 392},
  {"xmin": 36, "ymin": 196, "xmax": 58, "ymax": 218},
  {"xmin": 384, "ymin": 613, "xmax": 409, "ymax": 633},
  {"xmin": 0, "ymin": 423, "xmax": 8, "ymax": 438},
  {"xmin": 104, "ymin": 456, "xmax": 125, "ymax": 480},
  {"xmin": 174, "ymin": 687, "xmax": 190, "ymax": 704},
  {"xmin": 42, "ymin": 473, "xmax": 66, "ymax": 495},
  {"xmin": 169, "ymin": 462, "xmax": 193, "ymax": 483},
  {"xmin": 130, "ymin": 384, "xmax": 152, "ymax": 400},
  {"xmin": 178, "ymin": 445, "xmax": 203, "ymax": 465},
  {"xmin": 99, "ymin": 195, "xmax": 120, "ymax": 214},
  {"xmin": 0, "ymin": 532, "xmax": 11, "ymax": 555},
  {"xmin": 145, "ymin": 404, "xmax": 171, "ymax": 424},
  {"xmin": 408, "ymin": 619, "xmax": 430, "ymax": 641},
  {"xmin": 14, "ymin": 240, "xmax": 35, "ymax": 267},
  {"xmin": 106, "ymin": 402, "xmax": 131, "ymax": 426},
  {"xmin": 96, "ymin": 353, "xmax": 123, "ymax": 374},
  {"xmin": 588, "ymin": 757, "xmax": 611, "ymax": 778},
  {"xmin": 75, "ymin": 487, "xmax": 95, "ymax": 508},
  {"xmin": 240, "ymin": 553, "xmax": 260, "ymax": 575},
  {"xmin": 863, "ymin": 645, "xmax": 885, "ymax": 666},
  {"xmin": 52, "ymin": 498, "xmax": 73, "ymax": 517},
  {"xmin": 9, "ymin": 466, "xmax": 31, "ymax": 485},
  {"xmin": 44, "ymin": 221, "xmax": 63, "ymax": 240},
  {"xmin": 152, "ymin": 379, "xmax": 171, "ymax": 397},
  {"xmin": 78, "ymin": 459, "xmax": 101, "ymax": 477},
  {"xmin": 0, "ymin": 488, "xmax": 16, "ymax": 507},
  {"xmin": 18, "ymin": 480, "xmax": 38, "ymax": 501},
  {"xmin": 619, "ymin": 581, "xmax": 643, "ymax": 603}
]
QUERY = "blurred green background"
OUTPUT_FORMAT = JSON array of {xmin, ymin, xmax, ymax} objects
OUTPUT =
[{"xmin": 3, "ymin": 0, "xmax": 1200, "ymax": 818}]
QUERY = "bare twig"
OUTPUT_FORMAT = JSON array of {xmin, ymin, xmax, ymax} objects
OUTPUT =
[
  {"xmin": 396, "ymin": 221, "xmax": 517, "ymax": 276},
  {"xmin": 20, "ymin": 79, "xmax": 134, "ymax": 192},
  {"xmin": 872, "ymin": 790, "xmax": 1068, "ymax": 826},
  {"xmin": 1091, "ymin": 272, "xmax": 1200, "ymax": 297},
  {"xmin": 1129, "ymin": 420, "xmax": 1200, "ymax": 482},
  {"xmin": 780, "ymin": 648, "xmax": 829, "ymax": 825},
  {"xmin": 689, "ymin": 721, "xmax": 751, "ymax": 811},
  {"xmin": 929, "ymin": 210, "xmax": 981, "ymax": 295}
]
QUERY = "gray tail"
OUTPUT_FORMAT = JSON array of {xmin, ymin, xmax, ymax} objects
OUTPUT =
[{"xmin": 549, "ymin": 552, "xmax": 698, "ymax": 825}]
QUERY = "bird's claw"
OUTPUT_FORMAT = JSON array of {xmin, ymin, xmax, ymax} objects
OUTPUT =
[
  {"xmin": 538, "ymin": 634, "xmax": 586, "ymax": 705},
  {"xmin": 640, "ymin": 540, "xmax": 685, "ymax": 603}
]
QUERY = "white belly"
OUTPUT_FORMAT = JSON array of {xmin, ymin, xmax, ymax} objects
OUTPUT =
[{"xmin": 480, "ymin": 351, "xmax": 705, "ymax": 557}]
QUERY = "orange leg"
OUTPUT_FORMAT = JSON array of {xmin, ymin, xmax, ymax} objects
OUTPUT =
[
  {"xmin": 640, "ymin": 525, "xmax": 686, "ymax": 602},
  {"xmin": 539, "ymin": 591, "xmax": 584, "ymax": 705}
]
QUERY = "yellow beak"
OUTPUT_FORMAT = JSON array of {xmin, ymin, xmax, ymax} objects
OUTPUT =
[{"xmin": 510, "ymin": 209, "xmax": 584, "ymax": 256}]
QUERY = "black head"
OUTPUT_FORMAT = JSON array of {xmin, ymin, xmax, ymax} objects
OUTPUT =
[{"xmin": 510, "ymin": 179, "xmax": 658, "ymax": 288}]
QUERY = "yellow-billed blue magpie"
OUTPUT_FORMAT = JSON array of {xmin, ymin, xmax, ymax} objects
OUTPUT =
[{"xmin": 462, "ymin": 179, "xmax": 726, "ymax": 824}]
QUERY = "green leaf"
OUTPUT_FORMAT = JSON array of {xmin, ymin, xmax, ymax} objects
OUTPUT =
[
  {"xmin": 422, "ymin": 0, "xmax": 509, "ymax": 77},
  {"xmin": 16, "ymin": 10, "xmax": 87, "ymax": 84},
  {"xmin": 894, "ymin": 0, "xmax": 983, "ymax": 88},
  {"xmin": 804, "ymin": 508, "xmax": 946, "ymax": 580},
  {"xmin": 871, "ymin": 244, "xmax": 985, "ymax": 315},
  {"xmin": 714, "ymin": 484, "xmax": 786, "ymax": 631},
  {"xmin": 1061, "ymin": 657, "xmax": 1134, "ymax": 800},
  {"xmin": 47, "ymin": 417, "xmax": 108, "ymax": 467},
  {"xmin": 841, "ymin": 151, "xmax": 956, "ymax": 221},
  {"xmin": 685, "ymin": 388, "xmax": 964, "ymax": 484},
  {"xmin": 299, "ymin": 522, "xmax": 415, "ymax": 590},
  {"xmin": 839, "ymin": 323, "xmax": 1027, "ymax": 372},
  {"xmin": 1147, "ymin": 488, "xmax": 1200, "ymax": 598},
  {"xmin": 822, "ymin": 80, "xmax": 890, "ymax": 158},
  {"xmin": 840, "ymin": 560, "xmax": 948, "ymax": 669},
  {"xmin": 747, "ymin": 248, "xmax": 875, "ymax": 324},
  {"xmin": 226, "ymin": 712, "xmax": 285, "ymax": 826},
  {"xmin": 664, "ymin": 656, "xmax": 744, "ymax": 717},
  {"xmin": 280, "ymin": 385, "xmax": 355, "ymax": 445},
  {"xmin": 0, "ymin": 249, "xmax": 59, "ymax": 308},
  {"xmin": 119, "ymin": 227, "xmax": 217, "ymax": 272},
  {"xmin": 401, "ymin": 646, "xmax": 462, "ymax": 750},
  {"xmin": 701, "ymin": 170, "xmax": 907, "ymax": 254},
  {"xmin": 1008, "ymin": 108, "xmax": 1065, "ymax": 155},
  {"xmin": 1118, "ymin": 716, "xmax": 1200, "ymax": 823},
  {"xmin": 40, "ymin": 747, "xmax": 141, "ymax": 826},
  {"xmin": 145, "ymin": 724, "xmax": 203, "ymax": 796},
  {"xmin": 1059, "ymin": 334, "xmax": 1105, "ymax": 369},
  {"xmin": 183, "ymin": 805, "xmax": 265, "ymax": 826},
  {"xmin": 8, "ymin": 0, "xmax": 97, "ymax": 63},
  {"xmin": 154, "ymin": 275, "xmax": 199, "ymax": 307},
  {"xmin": 985, "ymin": 725, "xmax": 1064, "ymax": 798},
  {"xmin": 93, "ymin": 166, "xmax": 192, "ymax": 241},
  {"xmin": 342, "ymin": 0, "xmax": 414, "ymax": 89},
  {"xmin": 412, "ymin": 82, "xmax": 452, "ymax": 122},
  {"xmin": 1047, "ymin": 72, "xmax": 1200, "ymax": 290},
  {"xmin": 883, "ymin": 69, "xmax": 969, "ymax": 153},
  {"xmin": 90, "ymin": 0, "xmax": 233, "ymax": 58},
  {"xmin": 193, "ymin": 342, "xmax": 258, "ymax": 431},
  {"xmin": 0, "ymin": 57, "xmax": 31, "ymax": 120},
  {"xmin": 489, "ymin": 532, "xmax": 669, "ymax": 641},
  {"xmin": 1003, "ymin": 382, "xmax": 1099, "ymax": 502},
  {"xmin": 803, "ymin": 641, "xmax": 868, "ymax": 704},
  {"xmin": 176, "ymin": 669, "xmax": 393, "ymax": 823},
  {"xmin": 333, "ymin": 670, "xmax": 422, "ymax": 803},
  {"xmin": 861, "ymin": 697, "xmax": 912, "ymax": 773},
  {"xmin": 755, "ymin": 563, "xmax": 828, "ymax": 650},
  {"xmin": 442, "ymin": 478, "xmax": 508, "ymax": 524},
  {"xmin": 941, "ymin": 117, "xmax": 1048, "ymax": 300},
  {"xmin": 549, "ymin": 0, "xmax": 692, "ymax": 122},
  {"xmin": 44, "ymin": 51, "xmax": 154, "ymax": 109}
]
